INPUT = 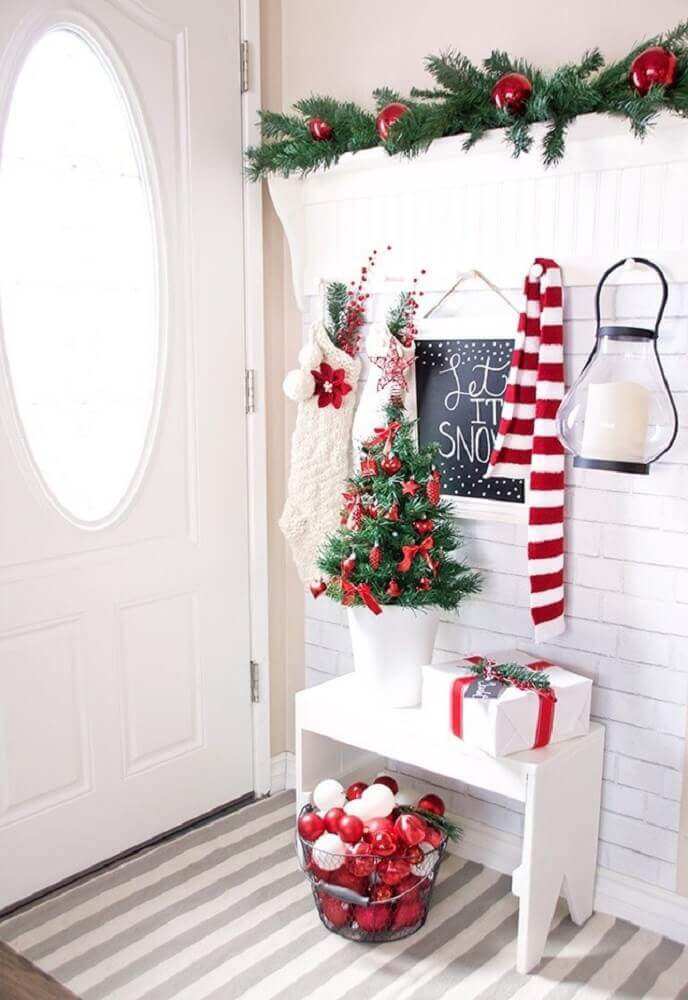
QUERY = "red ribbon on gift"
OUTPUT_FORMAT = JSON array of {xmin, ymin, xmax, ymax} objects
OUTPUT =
[
  {"xmin": 452, "ymin": 656, "xmax": 557, "ymax": 749},
  {"xmin": 341, "ymin": 579, "xmax": 382, "ymax": 615},
  {"xmin": 397, "ymin": 536, "xmax": 434, "ymax": 573},
  {"xmin": 366, "ymin": 422, "xmax": 401, "ymax": 455}
]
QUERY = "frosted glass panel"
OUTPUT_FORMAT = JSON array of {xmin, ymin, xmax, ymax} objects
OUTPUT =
[{"xmin": 0, "ymin": 28, "xmax": 159, "ymax": 524}]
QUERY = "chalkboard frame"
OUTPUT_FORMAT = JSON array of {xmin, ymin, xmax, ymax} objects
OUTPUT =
[{"xmin": 409, "ymin": 316, "xmax": 529, "ymax": 524}]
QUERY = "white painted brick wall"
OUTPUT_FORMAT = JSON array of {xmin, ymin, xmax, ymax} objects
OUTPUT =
[{"xmin": 300, "ymin": 280, "xmax": 688, "ymax": 893}]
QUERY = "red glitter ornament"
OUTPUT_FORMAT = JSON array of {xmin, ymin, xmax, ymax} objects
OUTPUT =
[
  {"xmin": 386, "ymin": 578, "xmax": 401, "ymax": 598},
  {"xmin": 426, "ymin": 468, "xmax": 441, "ymax": 506},
  {"xmin": 380, "ymin": 453, "xmax": 402, "ymax": 475},
  {"xmin": 307, "ymin": 116, "xmax": 334, "ymax": 141},
  {"xmin": 402, "ymin": 479, "xmax": 420, "ymax": 496},
  {"xmin": 375, "ymin": 102, "xmax": 409, "ymax": 141},
  {"xmin": 309, "ymin": 579, "xmax": 327, "ymax": 598},
  {"xmin": 629, "ymin": 45, "xmax": 677, "ymax": 96},
  {"xmin": 417, "ymin": 577, "xmax": 432, "ymax": 591},
  {"xmin": 341, "ymin": 552, "xmax": 357, "ymax": 576},
  {"xmin": 491, "ymin": 72, "xmax": 533, "ymax": 114},
  {"xmin": 414, "ymin": 518, "xmax": 434, "ymax": 535},
  {"xmin": 369, "ymin": 543, "xmax": 382, "ymax": 570},
  {"xmin": 360, "ymin": 456, "xmax": 379, "ymax": 478},
  {"xmin": 386, "ymin": 503, "xmax": 400, "ymax": 522}
]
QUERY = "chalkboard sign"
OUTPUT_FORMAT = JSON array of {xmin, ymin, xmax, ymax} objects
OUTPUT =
[{"xmin": 414, "ymin": 328, "xmax": 526, "ymax": 520}]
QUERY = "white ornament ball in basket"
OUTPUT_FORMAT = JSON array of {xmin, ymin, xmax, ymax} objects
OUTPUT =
[
  {"xmin": 395, "ymin": 788, "xmax": 416, "ymax": 807},
  {"xmin": 312, "ymin": 778, "xmax": 346, "ymax": 812},
  {"xmin": 283, "ymin": 368, "xmax": 315, "ymax": 402},
  {"xmin": 311, "ymin": 832, "xmax": 347, "ymax": 871},
  {"xmin": 298, "ymin": 341, "xmax": 323, "ymax": 370},
  {"xmin": 343, "ymin": 798, "xmax": 368, "ymax": 819},
  {"xmin": 359, "ymin": 782, "xmax": 396, "ymax": 820}
]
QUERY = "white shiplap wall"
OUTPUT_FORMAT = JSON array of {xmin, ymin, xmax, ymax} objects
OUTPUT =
[{"xmin": 271, "ymin": 114, "xmax": 688, "ymax": 895}]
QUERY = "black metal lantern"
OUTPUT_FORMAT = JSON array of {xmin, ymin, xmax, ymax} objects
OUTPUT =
[{"xmin": 557, "ymin": 258, "xmax": 679, "ymax": 475}]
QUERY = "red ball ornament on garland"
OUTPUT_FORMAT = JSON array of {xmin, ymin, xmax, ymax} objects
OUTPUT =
[
  {"xmin": 346, "ymin": 780, "xmax": 368, "ymax": 800},
  {"xmin": 308, "ymin": 116, "xmax": 334, "ymax": 141},
  {"xmin": 417, "ymin": 793, "xmax": 445, "ymax": 816},
  {"xmin": 381, "ymin": 452, "xmax": 402, "ymax": 475},
  {"xmin": 369, "ymin": 543, "xmax": 382, "ymax": 570},
  {"xmin": 629, "ymin": 45, "xmax": 677, "ymax": 96},
  {"xmin": 491, "ymin": 72, "xmax": 533, "ymax": 115},
  {"xmin": 374, "ymin": 774, "xmax": 399, "ymax": 795},
  {"xmin": 298, "ymin": 810, "xmax": 325, "ymax": 842},
  {"xmin": 386, "ymin": 578, "xmax": 401, "ymax": 598},
  {"xmin": 376, "ymin": 102, "xmax": 409, "ymax": 141}
]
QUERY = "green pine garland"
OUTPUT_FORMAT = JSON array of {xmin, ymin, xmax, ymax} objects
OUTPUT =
[
  {"xmin": 318, "ymin": 406, "xmax": 481, "ymax": 611},
  {"xmin": 246, "ymin": 20, "xmax": 688, "ymax": 178},
  {"xmin": 471, "ymin": 658, "xmax": 552, "ymax": 691},
  {"xmin": 324, "ymin": 281, "xmax": 349, "ymax": 345}
]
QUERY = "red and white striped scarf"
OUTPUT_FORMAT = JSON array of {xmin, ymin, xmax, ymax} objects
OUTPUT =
[{"xmin": 486, "ymin": 258, "xmax": 566, "ymax": 641}]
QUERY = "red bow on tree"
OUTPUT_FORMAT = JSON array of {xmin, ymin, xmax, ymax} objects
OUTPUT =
[
  {"xmin": 397, "ymin": 536, "xmax": 434, "ymax": 573},
  {"xmin": 341, "ymin": 579, "xmax": 382, "ymax": 615},
  {"xmin": 365, "ymin": 421, "xmax": 401, "ymax": 455}
]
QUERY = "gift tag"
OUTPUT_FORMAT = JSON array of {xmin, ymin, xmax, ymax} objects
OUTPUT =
[{"xmin": 464, "ymin": 677, "xmax": 507, "ymax": 699}]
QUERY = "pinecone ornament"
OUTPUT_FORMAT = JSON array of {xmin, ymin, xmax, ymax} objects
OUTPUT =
[
  {"xmin": 426, "ymin": 468, "xmax": 442, "ymax": 506},
  {"xmin": 369, "ymin": 543, "xmax": 382, "ymax": 570}
]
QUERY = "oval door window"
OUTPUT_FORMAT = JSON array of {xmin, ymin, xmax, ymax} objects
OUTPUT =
[{"xmin": 0, "ymin": 28, "xmax": 160, "ymax": 526}]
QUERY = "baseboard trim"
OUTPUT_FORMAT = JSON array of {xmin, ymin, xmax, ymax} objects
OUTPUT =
[
  {"xmin": 446, "ymin": 809, "xmax": 688, "ymax": 945},
  {"xmin": 271, "ymin": 752, "xmax": 296, "ymax": 793}
]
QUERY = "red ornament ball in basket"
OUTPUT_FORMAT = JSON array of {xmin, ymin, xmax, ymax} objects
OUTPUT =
[
  {"xmin": 346, "ymin": 841, "xmax": 376, "ymax": 877},
  {"xmin": 374, "ymin": 774, "xmax": 399, "ymax": 795},
  {"xmin": 375, "ymin": 101, "xmax": 409, "ymax": 141},
  {"xmin": 629, "ymin": 45, "xmax": 677, "ymax": 96},
  {"xmin": 297, "ymin": 810, "xmax": 325, "ymax": 842},
  {"xmin": 345, "ymin": 780, "xmax": 368, "ymax": 800},
  {"xmin": 417, "ymin": 792, "xmax": 445, "ymax": 816},
  {"xmin": 491, "ymin": 72, "xmax": 533, "ymax": 114},
  {"xmin": 338, "ymin": 814, "xmax": 364, "ymax": 844},
  {"xmin": 323, "ymin": 807, "xmax": 346, "ymax": 833},
  {"xmin": 395, "ymin": 812, "xmax": 426, "ymax": 847}
]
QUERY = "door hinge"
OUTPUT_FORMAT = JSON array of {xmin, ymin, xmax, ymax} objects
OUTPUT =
[
  {"xmin": 245, "ymin": 368, "xmax": 256, "ymax": 414},
  {"xmin": 240, "ymin": 40, "xmax": 250, "ymax": 94},
  {"xmin": 250, "ymin": 660, "xmax": 260, "ymax": 703}
]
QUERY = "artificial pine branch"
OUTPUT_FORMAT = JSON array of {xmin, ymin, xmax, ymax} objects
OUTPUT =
[
  {"xmin": 471, "ymin": 658, "xmax": 552, "ymax": 691},
  {"xmin": 399, "ymin": 806, "xmax": 462, "ymax": 842},
  {"xmin": 324, "ymin": 282, "xmax": 349, "ymax": 345}
]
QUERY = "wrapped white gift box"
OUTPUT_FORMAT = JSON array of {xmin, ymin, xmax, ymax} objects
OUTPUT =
[{"xmin": 422, "ymin": 649, "xmax": 592, "ymax": 758}]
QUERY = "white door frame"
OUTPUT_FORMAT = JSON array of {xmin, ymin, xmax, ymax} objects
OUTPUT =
[{"xmin": 240, "ymin": 0, "xmax": 271, "ymax": 797}]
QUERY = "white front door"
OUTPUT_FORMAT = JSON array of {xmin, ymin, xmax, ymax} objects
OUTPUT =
[{"xmin": 0, "ymin": 0, "xmax": 253, "ymax": 909}]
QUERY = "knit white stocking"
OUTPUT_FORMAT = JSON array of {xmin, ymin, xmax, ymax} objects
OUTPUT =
[{"xmin": 280, "ymin": 322, "xmax": 361, "ymax": 584}]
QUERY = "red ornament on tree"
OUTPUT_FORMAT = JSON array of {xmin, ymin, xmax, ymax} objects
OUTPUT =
[
  {"xmin": 341, "ymin": 552, "xmax": 357, "ymax": 576},
  {"xmin": 417, "ymin": 577, "xmax": 432, "ymax": 591},
  {"xmin": 414, "ymin": 518, "xmax": 434, "ymax": 535},
  {"xmin": 381, "ymin": 453, "xmax": 402, "ymax": 475},
  {"xmin": 426, "ymin": 468, "xmax": 441, "ymax": 506},
  {"xmin": 369, "ymin": 543, "xmax": 382, "ymax": 570},
  {"xmin": 402, "ymin": 479, "xmax": 420, "ymax": 496},
  {"xmin": 298, "ymin": 811, "xmax": 325, "ymax": 842},
  {"xmin": 629, "ymin": 45, "xmax": 677, "ymax": 96},
  {"xmin": 308, "ymin": 116, "xmax": 334, "ymax": 141},
  {"xmin": 417, "ymin": 793, "xmax": 445, "ymax": 816},
  {"xmin": 386, "ymin": 503, "xmax": 400, "ymax": 522},
  {"xmin": 310, "ymin": 579, "xmax": 327, "ymax": 599},
  {"xmin": 360, "ymin": 456, "xmax": 379, "ymax": 478},
  {"xmin": 386, "ymin": 578, "xmax": 401, "ymax": 598},
  {"xmin": 376, "ymin": 102, "xmax": 409, "ymax": 141},
  {"xmin": 491, "ymin": 72, "xmax": 533, "ymax": 114},
  {"xmin": 346, "ymin": 781, "xmax": 368, "ymax": 800}
]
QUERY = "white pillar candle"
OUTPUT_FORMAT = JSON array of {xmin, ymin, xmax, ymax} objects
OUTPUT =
[{"xmin": 581, "ymin": 381, "xmax": 650, "ymax": 463}]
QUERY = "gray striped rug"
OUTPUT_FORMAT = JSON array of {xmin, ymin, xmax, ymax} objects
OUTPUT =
[{"xmin": 2, "ymin": 792, "xmax": 688, "ymax": 999}]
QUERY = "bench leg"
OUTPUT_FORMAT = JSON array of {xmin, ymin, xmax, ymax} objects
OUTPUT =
[{"xmin": 515, "ymin": 730, "xmax": 604, "ymax": 974}]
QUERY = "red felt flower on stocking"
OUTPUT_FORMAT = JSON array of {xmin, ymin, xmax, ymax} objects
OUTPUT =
[{"xmin": 311, "ymin": 362, "xmax": 352, "ymax": 409}]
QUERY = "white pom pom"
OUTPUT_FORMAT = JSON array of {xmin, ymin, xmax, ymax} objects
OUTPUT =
[
  {"xmin": 366, "ymin": 323, "xmax": 390, "ymax": 358},
  {"xmin": 283, "ymin": 368, "xmax": 315, "ymax": 401},
  {"xmin": 395, "ymin": 787, "xmax": 416, "ymax": 807},
  {"xmin": 410, "ymin": 842, "xmax": 435, "ymax": 877},
  {"xmin": 344, "ymin": 798, "xmax": 368, "ymax": 818},
  {"xmin": 298, "ymin": 341, "xmax": 323, "ymax": 369},
  {"xmin": 359, "ymin": 783, "xmax": 395, "ymax": 820},
  {"xmin": 313, "ymin": 778, "xmax": 345, "ymax": 812},
  {"xmin": 312, "ymin": 832, "xmax": 346, "ymax": 870}
]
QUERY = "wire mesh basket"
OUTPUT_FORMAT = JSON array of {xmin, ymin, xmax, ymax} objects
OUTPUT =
[{"xmin": 296, "ymin": 805, "xmax": 447, "ymax": 942}]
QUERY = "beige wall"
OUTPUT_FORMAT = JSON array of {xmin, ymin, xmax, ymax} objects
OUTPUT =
[{"xmin": 261, "ymin": 0, "xmax": 687, "ymax": 757}]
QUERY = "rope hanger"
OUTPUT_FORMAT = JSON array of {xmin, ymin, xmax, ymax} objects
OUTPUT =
[{"xmin": 423, "ymin": 269, "xmax": 519, "ymax": 319}]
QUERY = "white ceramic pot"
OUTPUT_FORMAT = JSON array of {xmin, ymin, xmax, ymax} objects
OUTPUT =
[{"xmin": 347, "ymin": 605, "xmax": 440, "ymax": 708}]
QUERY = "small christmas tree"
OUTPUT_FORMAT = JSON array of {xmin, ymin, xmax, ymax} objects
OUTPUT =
[{"xmin": 317, "ymin": 406, "xmax": 481, "ymax": 611}]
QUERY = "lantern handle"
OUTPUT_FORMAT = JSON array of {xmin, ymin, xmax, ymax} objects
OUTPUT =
[{"xmin": 594, "ymin": 257, "xmax": 669, "ymax": 337}]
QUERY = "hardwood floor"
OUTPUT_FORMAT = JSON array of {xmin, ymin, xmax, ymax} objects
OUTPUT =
[{"xmin": 0, "ymin": 941, "xmax": 78, "ymax": 999}]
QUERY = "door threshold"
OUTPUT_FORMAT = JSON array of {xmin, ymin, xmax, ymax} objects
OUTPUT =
[{"xmin": 0, "ymin": 791, "xmax": 256, "ymax": 921}]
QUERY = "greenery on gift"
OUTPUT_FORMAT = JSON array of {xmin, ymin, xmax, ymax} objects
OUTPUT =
[
  {"xmin": 247, "ymin": 20, "xmax": 688, "ymax": 178},
  {"xmin": 317, "ymin": 406, "xmax": 481, "ymax": 612}
]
